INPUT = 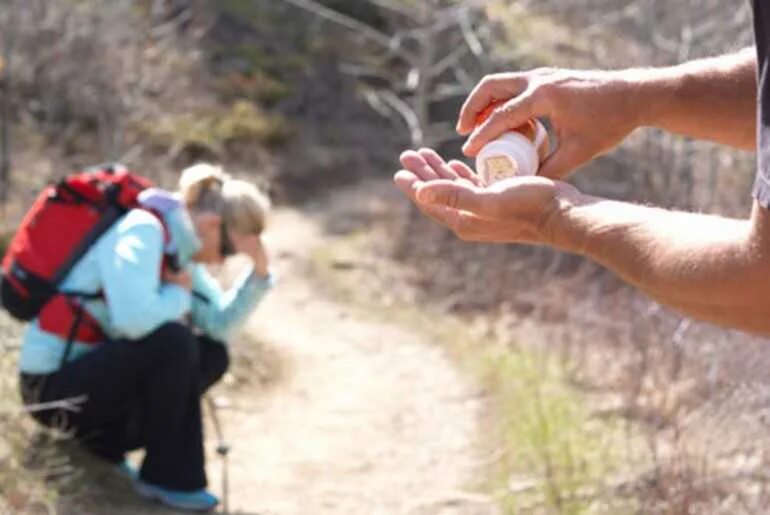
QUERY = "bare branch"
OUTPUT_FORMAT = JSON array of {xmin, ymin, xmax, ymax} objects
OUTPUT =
[
  {"xmin": 428, "ymin": 39, "xmax": 472, "ymax": 78},
  {"xmin": 270, "ymin": 0, "xmax": 420, "ymax": 66},
  {"xmin": 378, "ymin": 89, "xmax": 424, "ymax": 146},
  {"xmin": 2, "ymin": 396, "xmax": 88, "ymax": 416},
  {"xmin": 427, "ymin": 83, "xmax": 475, "ymax": 102},
  {"xmin": 366, "ymin": 0, "xmax": 414, "ymax": 17},
  {"xmin": 151, "ymin": 3, "xmax": 196, "ymax": 38},
  {"xmin": 451, "ymin": 65, "xmax": 475, "ymax": 91},
  {"xmin": 361, "ymin": 88, "xmax": 395, "ymax": 119},
  {"xmin": 458, "ymin": 6, "xmax": 485, "ymax": 58}
]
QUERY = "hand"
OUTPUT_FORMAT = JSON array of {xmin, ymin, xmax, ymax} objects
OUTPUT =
[
  {"xmin": 393, "ymin": 147, "xmax": 482, "ymax": 225},
  {"xmin": 457, "ymin": 68, "xmax": 643, "ymax": 179},
  {"xmin": 230, "ymin": 231, "xmax": 270, "ymax": 278},
  {"xmin": 162, "ymin": 268, "xmax": 192, "ymax": 291},
  {"xmin": 394, "ymin": 148, "xmax": 580, "ymax": 245}
]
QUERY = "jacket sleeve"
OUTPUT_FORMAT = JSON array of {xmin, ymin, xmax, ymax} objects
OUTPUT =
[
  {"xmin": 97, "ymin": 210, "xmax": 191, "ymax": 339},
  {"xmin": 190, "ymin": 263, "xmax": 273, "ymax": 343}
]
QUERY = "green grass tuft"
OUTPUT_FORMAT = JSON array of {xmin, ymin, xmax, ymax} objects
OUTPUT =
[
  {"xmin": 138, "ymin": 100, "xmax": 293, "ymax": 158},
  {"xmin": 480, "ymin": 348, "xmax": 634, "ymax": 514}
]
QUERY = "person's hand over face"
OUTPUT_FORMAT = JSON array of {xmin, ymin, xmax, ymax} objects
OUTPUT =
[
  {"xmin": 230, "ymin": 231, "xmax": 269, "ymax": 278},
  {"xmin": 457, "ymin": 68, "xmax": 641, "ymax": 179},
  {"xmin": 394, "ymin": 148, "xmax": 579, "ymax": 245},
  {"xmin": 192, "ymin": 211, "xmax": 224, "ymax": 264}
]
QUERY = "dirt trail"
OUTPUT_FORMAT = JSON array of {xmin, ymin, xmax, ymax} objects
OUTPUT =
[{"xmin": 205, "ymin": 206, "xmax": 494, "ymax": 515}]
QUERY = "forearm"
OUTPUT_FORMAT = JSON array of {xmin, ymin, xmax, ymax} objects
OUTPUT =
[
  {"xmin": 625, "ymin": 48, "xmax": 757, "ymax": 150},
  {"xmin": 190, "ymin": 264, "xmax": 272, "ymax": 342},
  {"xmin": 551, "ymin": 193, "xmax": 770, "ymax": 334}
]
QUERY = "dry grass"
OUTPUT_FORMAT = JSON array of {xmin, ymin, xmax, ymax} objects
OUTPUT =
[
  {"xmin": 305, "ymin": 183, "xmax": 645, "ymax": 514},
  {"xmin": 307, "ymin": 178, "xmax": 770, "ymax": 514},
  {"xmin": 0, "ymin": 314, "xmax": 61, "ymax": 514},
  {"xmin": 1, "ymin": 1, "xmax": 766, "ymax": 512}
]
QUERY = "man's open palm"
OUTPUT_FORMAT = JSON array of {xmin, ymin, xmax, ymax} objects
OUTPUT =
[{"xmin": 394, "ymin": 148, "xmax": 578, "ymax": 245}]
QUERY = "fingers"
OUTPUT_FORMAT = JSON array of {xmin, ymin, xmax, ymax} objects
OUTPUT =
[
  {"xmin": 418, "ymin": 148, "xmax": 459, "ymax": 179},
  {"xmin": 397, "ymin": 149, "xmax": 489, "ymax": 219},
  {"xmin": 395, "ymin": 170, "xmax": 537, "ymax": 243},
  {"xmin": 399, "ymin": 150, "xmax": 438, "ymax": 181},
  {"xmin": 393, "ymin": 170, "xmax": 422, "ymax": 201},
  {"xmin": 463, "ymin": 90, "xmax": 539, "ymax": 157},
  {"xmin": 400, "ymin": 148, "xmax": 474, "ymax": 183},
  {"xmin": 416, "ymin": 180, "xmax": 489, "ymax": 216},
  {"xmin": 394, "ymin": 171, "xmax": 462, "ymax": 226},
  {"xmin": 448, "ymin": 160, "xmax": 484, "ymax": 187},
  {"xmin": 457, "ymin": 73, "xmax": 529, "ymax": 135}
]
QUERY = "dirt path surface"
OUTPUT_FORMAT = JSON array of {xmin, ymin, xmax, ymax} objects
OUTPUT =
[{"xmin": 205, "ymin": 207, "xmax": 494, "ymax": 515}]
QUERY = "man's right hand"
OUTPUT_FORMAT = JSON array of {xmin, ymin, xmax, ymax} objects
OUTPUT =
[
  {"xmin": 162, "ymin": 268, "xmax": 192, "ymax": 291},
  {"xmin": 457, "ymin": 68, "xmax": 645, "ymax": 180}
]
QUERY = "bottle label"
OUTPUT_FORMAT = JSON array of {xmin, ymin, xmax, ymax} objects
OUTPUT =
[
  {"xmin": 475, "ymin": 100, "xmax": 549, "ymax": 184},
  {"xmin": 484, "ymin": 156, "xmax": 519, "ymax": 182}
]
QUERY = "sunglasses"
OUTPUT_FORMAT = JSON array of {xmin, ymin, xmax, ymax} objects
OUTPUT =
[{"xmin": 220, "ymin": 222, "xmax": 236, "ymax": 258}]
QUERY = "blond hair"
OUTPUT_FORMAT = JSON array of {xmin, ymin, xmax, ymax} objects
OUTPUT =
[{"xmin": 179, "ymin": 163, "xmax": 270, "ymax": 234}]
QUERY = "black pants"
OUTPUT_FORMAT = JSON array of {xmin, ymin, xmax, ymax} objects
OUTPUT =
[{"xmin": 20, "ymin": 323, "xmax": 229, "ymax": 491}]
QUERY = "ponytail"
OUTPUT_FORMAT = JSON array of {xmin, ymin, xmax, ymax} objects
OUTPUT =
[
  {"xmin": 179, "ymin": 162, "xmax": 271, "ymax": 235},
  {"xmin": 179, "ymin": 163, "xmax": 229, "ymax": 214}
]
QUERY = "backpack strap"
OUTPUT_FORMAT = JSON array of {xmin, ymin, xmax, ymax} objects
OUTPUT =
[
  {"xmin": 60, "ymin": 301, "xmax": 85, "ymax": 369},
  {"xmin": 52, "ymin": 197, "xmax": 211, "ymax": 363},
  {"xmin": 53, "ymin": 206, "xmax": 125, "ymax": 286}
]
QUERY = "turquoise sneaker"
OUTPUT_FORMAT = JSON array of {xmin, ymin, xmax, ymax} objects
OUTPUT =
[{"xmin": 134, "ymin": 479, "xmax": 219, "ymax": 512}]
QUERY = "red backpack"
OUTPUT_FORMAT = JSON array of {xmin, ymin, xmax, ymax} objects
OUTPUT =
[{"xmin": 1, "ymin": 163, "xmax": 155, "ymax": 322}]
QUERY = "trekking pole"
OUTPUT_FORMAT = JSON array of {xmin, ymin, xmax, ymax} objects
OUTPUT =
[{"xmin": 205, "ymin": 395, "xmax": 231, "ymax": 514}]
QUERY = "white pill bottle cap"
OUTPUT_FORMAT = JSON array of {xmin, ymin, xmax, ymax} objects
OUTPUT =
[{"xmin": 476, "ymin": 120, "xmax": 548, "ymax": 184}]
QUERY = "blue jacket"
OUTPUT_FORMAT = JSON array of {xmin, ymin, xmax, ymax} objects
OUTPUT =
[{"xmin": 19, "ymin": 194, "xmax": 272, "ymax": 374}]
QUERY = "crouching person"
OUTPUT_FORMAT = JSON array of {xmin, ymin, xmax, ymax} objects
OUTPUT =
[{"xmin": 16, "ymin": 164, "xmax": 272, "ymax": 512}]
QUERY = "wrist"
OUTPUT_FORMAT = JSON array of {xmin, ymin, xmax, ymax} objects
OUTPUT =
[
  {"xmin": 539, "ymin": 183, "xmax": 590, "ymax": 253},
  {"xmin": 609, "ymin": 67, "xmax": 681, "ymax": 129},
  {"xmin": 249, "ymin": 255, "xmax": 269, "ymax": 278}
]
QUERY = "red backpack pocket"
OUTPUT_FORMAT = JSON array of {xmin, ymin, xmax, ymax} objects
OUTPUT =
[{"xmin": 0, "ymin": 164, "xmax": 153, "ymax": 321}]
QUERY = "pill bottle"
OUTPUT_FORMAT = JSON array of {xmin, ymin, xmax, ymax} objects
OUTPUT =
[{"xmin": 474, "ymin": 101, "xmax": 549, "ymax": 184}]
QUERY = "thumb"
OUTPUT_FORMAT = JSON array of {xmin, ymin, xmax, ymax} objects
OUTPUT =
[{"xmin": 416, "ymin": 180, "xmax": 491, "ymax": 215}]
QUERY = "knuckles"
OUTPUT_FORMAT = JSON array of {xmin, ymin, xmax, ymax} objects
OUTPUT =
[
  {"xmin": 532, "ymin": 81, "xmax": 557, "ymax": 104},
  {"xmin": 479, "ymin": 71, "xmax": 526, "ymax": 92},
  {"xmin": 531, "ymin": 66, "xmax": 555, "ymax": 76},
  {"xmin": 477, "ymin": 75, "xmax": 499, "ymax": 91}
]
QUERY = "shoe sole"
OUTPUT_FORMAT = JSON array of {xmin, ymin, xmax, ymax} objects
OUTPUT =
[{"xmin": 134, "ymin": 482, "xmax": 218, "ymax": 512}]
